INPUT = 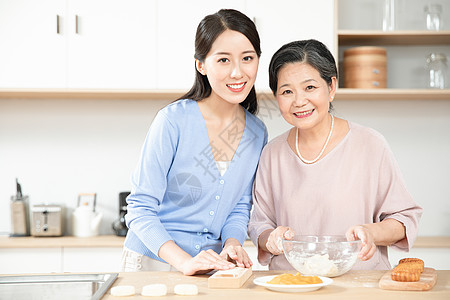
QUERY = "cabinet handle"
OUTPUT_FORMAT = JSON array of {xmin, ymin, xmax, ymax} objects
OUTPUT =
[
  {"xmin": 56, "ymin": 15, "xmax": 60, "ymax": 34},
  {"xmin": 75, "ymin": 15, "xmax": 78, "ymax": 34}
]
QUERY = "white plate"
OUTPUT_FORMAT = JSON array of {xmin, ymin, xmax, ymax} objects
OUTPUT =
[{"xmin": 253, "ymin": 275, "xmax": 333, "ymax": 293}]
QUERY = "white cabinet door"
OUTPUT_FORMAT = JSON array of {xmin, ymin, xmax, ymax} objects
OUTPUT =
[
  {"xmin": 0, "ymin": 0, "xmax": 66, "ymax": 88},
  {"xmin": 0, "ymin": 0, "xmax": 157, "ymax": 89},
  {"xmin": 0, "ymin": 248, "xmax": 62, "ymax": 274},
  {"xmin": 156, "ymin": 0, "xmax": 248, "ymax": 90},
  {"xmin": 67, "ymin": 0, "xmax": 157, "ymax": 89},
  {"xmin": 62, "ymin": 247, "xmax": 123, "ymax": 273},
  {"xmin": 246, "ymin": 0, "xmax": 336, "ymax": 91}
]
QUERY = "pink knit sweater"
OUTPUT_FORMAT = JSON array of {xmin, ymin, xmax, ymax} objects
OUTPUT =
[{"xmin": 248, "ymin": 122, "xmax": 423, "ymax": 270}]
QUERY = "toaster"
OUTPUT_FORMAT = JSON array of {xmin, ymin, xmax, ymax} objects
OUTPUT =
[{"xmin": 30, "ymin": 205, "xmax": 63, "ymax": 236}]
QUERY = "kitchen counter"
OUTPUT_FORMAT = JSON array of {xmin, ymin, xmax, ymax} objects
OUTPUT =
[
  {"xmin": 2, "ymin": 235, "xmax": 449, "ymax": 274},
  {"xmin": 0, "ymin": 235, "xmax": 125, "ymax": 248},
  {"xmin": 1, "ymin": 235, "xmax": 449, "ymax": 248},
  {"xmin": 100, "ymin": 270, "xmax": 450, "ymax": 299}
]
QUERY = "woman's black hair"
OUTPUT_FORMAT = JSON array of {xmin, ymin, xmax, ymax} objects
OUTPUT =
[
  {"xmin": 177, "ymin": 9, "xmax": 261, "ymax": 115},
  {"xmin": 268, "ymin": 39, "xmax": 338, "ymax": 111}
]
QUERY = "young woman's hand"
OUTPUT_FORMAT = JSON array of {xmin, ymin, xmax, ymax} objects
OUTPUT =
[
  {"xmin": 159, "ymin": 241, "xmax": 235, "ymax": 276},
  {"xmin": 220, "ymin": 238, "xmax": 253, "ymax": 268},
  {"xmin": 345, "ymin": 225, "xmax": 376, "ymax": 261},
  {"xmin": 180, "ymin": 249, "xmax": 236, "ymax": 276},
  {"xmin": 265, "ymin": 226, "xmax": 295, "ymax": 255}
]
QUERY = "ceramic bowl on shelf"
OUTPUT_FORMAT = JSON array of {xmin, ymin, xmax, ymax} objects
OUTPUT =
[{"xmin": 282, "ymin": 235, "xmax": 362, "ymax": 277}]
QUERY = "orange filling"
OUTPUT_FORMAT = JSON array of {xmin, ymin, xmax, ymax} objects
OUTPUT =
[{"xmin": 267, "ymin": 273, "xmax": 323, "ymax": 285}]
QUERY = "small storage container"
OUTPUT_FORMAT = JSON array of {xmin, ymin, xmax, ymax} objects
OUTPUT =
[{"xmin": 344, "ymin": 46, "xmax": 387, "ymax": 88}]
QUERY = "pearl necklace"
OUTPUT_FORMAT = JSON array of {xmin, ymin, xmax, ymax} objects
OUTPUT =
[{"xmin": 296, "ymin": 114, "xmax": 334, "ymax": 164}]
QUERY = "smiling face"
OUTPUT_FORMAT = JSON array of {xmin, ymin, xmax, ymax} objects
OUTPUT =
[
  {"xmin": 276, "ymin": 62, "xmax": 336, "ymax": 131},
  {"xmin": 196, "ymin": 29, "xmax": 259, "ymax": 105}
]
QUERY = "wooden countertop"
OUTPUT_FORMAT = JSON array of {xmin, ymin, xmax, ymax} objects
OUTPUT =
[
  {"xmin": 0, "ymin": 235, "xmax": 125, "ymax": 248},
  {"xmin": 1, "ymin": 235, "xmax": 450, "ymax": 249},
  {"xmin": 100, "ymin": 270, "xmax": 450, "ymax": 299}
]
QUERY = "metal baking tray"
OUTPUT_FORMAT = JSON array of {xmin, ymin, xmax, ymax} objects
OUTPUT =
[{"xmin": 0, "ymin": 273, "xmax": 118, "ymax": 300}]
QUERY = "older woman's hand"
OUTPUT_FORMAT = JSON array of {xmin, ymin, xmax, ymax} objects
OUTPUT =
[
  {"xmin": 265, "ymin": 226, "xmax": 295, "ymax": 255},
  {"xmin": 346, "ymin": 225, "xmax": 376, "ymax": 261}
]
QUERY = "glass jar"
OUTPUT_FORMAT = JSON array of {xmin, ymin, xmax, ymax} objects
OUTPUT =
[
  {"xmin": 424, "ymin": 4, "xmax": 443, "ymax": 31},
  {"xmin": 382, "ymin": 0, "xmax": 395, "ymax": 31},
  {"xmin": 426, "ymin": 53, "xmax": 447, "ymax": 89}
]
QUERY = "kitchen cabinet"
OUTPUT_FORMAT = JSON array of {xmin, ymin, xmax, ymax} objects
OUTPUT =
[
  {"xmin": 0, "ymin": 247, "xmax": 122, "ymax": 274},
  {"xmin": 3, "ymin": 236, "xmax": 449, "ymax": 274},
  {"xmin": 0, "ymin": 0, "xmax": 157, "ymax": 89},
  {"xmin": 0, "ymin": 237, "xmax": 263, "ymax": 274},
  {"xmin": 247, "ymin": 0, "xmax": 335, "ymax": 91},
  {"xmin": 0, "ymin": 0, "xmax": 335, "ymax": 97},
  {"xmin": 155, "ymin": 0, "xmax": 247, "ymax": 90},
  {"xmin": 62, "ymin": 247, "xmax": 123, "ymax": 273},
  {"xmin": 0, "ymin": 248, "xmax": 62, "ymax": 274},
  {"xmin": 0, "ymin": 236, "xmax": 124, "ymax": 274},
  {"xmin": 157, "ymin": 0, "xmax": 335, "ymax": 90},
  {"xmin": 336, "ymin": 0, "xmax": 450, "ymax": 100},
  {"xmin": 0, "ymin": 0, "xmax": 66, "ymax": 88},
  {"xmin": 66, "ymin": 0, "xmax": 157, "ymax": 89}
]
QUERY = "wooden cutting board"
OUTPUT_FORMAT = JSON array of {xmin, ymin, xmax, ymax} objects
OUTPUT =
[
  {"xmin": 208, "ymin": 267, "xmax": 252, "ymax": 288},
  {"xmin": 379, "ymin": 267, "xmax": 437, "ymax": 291}
]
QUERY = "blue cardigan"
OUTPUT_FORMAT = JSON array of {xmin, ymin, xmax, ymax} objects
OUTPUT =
[{"xmin": 124, "ymin": 99, "xmax": 267, "ymax": 262}]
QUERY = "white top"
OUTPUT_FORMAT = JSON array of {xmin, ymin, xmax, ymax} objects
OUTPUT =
[{"xmin": 215, "ymin": 161, "xmax": 232, "ymax": 177}]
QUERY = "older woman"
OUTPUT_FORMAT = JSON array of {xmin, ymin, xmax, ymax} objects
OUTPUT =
[{"xmin": 248, "ymin": 39, "xmax": 422, "ymax": 270}]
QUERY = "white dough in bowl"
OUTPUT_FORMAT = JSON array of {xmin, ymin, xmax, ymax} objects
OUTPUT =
[
  {"xmin": 141, "ymin": 284, "xmax": 168, "ymax": 297},
  {"xmin": 110, "ymin": 285, "xmax": 136, "ymax": 296},
  {"xmin": 302, "ymin": 254, "xmax": 339, "ymax": 277},
  {"xmin": 174, "ymin": 284, "xmax": 198, "ymax": 295}
]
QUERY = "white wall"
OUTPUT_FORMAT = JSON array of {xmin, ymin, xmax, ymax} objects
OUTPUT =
[
  {"xmin": 1, "ymin": 97, "xmax": 449, "ymax": 236},
  {"xmin": 1, "ymin": 0, "xmax": 449, "ymax": 237},
  {"xmin": 0, "ymin": 98, "xmax": 169, "ymax": 235}
]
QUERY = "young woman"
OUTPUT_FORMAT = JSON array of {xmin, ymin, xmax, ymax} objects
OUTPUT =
[
  {"xmin": 248, "ymin": 39, "xmax": 422, "ymax": 270},
  {"xmin": 122, "ymin": 9, "xmax": 267, "ymax": 276}
]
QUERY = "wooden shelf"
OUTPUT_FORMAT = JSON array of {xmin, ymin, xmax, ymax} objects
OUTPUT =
[
  {"xmin": 334, "ymin": 88, "xmax": 450, "ymax": 100},
  {"xmin": 0, "ymin": 89, "xmax": 186, "ymax": 100},
  {"xmin": 0, "ymin": 235, "xmax": 125, "ymax": 248},
  {"xmin": 2, "ymin": 235, "xmax": 447, "ymax": 249},
  {"xmin": 338, "ymin": 30, "xmax": 450, "ymax": 46},
  {"xmin": 0, "ymin": 88, "xmax": 449, "ymax": 100},
  {"xmin": 259, "ymin": 89, "xmax": 450, "ymax": 100},
  {"xmin": 336, "ymin": 30, "xmax": 450, "ymax": 98}
]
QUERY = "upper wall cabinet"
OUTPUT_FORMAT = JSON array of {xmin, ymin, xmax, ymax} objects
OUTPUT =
[
  {"xmin": 0, "ymin": 0, "xmax": 157, "ymax": 89},
  {"xmin": 0, "ymin": 0, "xmax": 66, "ymax": 88},
  {"xmin": 156, "ymin": 0, "xmax": 335, "ymax": 91},
  {"xmin": 0, "ymin": 0, "xmax": 335, "ymax": 94},
  {"xmin": 156, "ymin": 0, "xmax": 247, "ymax": 90},
  {"xmin": 66, "ymin": 0, "xmax": 157, "ymax": 89},
  {"xmin": 247, "ymin": 0, "xmax": 335, "ymax": 92}
]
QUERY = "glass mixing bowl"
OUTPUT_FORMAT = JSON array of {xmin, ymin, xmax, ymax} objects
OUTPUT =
[{"xmin": 282, "ymin": 235, "xmax": 362, "ymax": 277}]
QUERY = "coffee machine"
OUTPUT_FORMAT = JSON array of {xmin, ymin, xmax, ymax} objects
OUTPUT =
[{"xmin": 112, "ymin": 191, "xmax": 130, "ymax": 236}]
